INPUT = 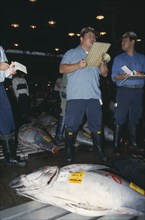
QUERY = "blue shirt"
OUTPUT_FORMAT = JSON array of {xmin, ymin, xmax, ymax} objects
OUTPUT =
[
  {"xmin": 60, "ymin": 45, "xmax": 101, "ymax": 100},
  {"xmin": 111, "ymin": 51, "xmax": 145, "ymax": 87},
  {"xmin": 0, "ymin": 46, "xmax": 8, "ymax": 82},
  {"xmin": 0, "ymin": 46, "xmax": 13, "ymax": 82}
]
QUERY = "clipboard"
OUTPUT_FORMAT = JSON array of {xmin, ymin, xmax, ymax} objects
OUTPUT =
[
  {"xmin": 85, "ymin": 42, "xmax": 111, "ymax": 67},
  {"xmin": 13, "ymin": 61, "xmax": 27, "ymax": 74}
]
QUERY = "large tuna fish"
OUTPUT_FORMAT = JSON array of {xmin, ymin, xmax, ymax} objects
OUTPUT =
[
  {"xmin": 37, "ymin": 112, "xmax": 57, "ymax": 127},
  {"xmin": 37, "ymin": 113, "xmax": 113, "ymax": 143},
  {"xmin": 18, "ymin": 123, "xmax": 60, "ymax": 154},
  {"xmin": 9, "ymin": 164, "xmax": 145, "ymax": 217}
]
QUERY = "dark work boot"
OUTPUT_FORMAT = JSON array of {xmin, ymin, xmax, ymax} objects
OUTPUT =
[
  {"xmin": 113, "ymin": 124, "xmax": 123, "ymax": 155},
  {"xmin": 128, "ymin": 123, "xmax": 139, "ymax": 149},
  {"xmin": 91, "ymin": 131, "xmax": 108, "ymax": 163},
  {"xmin": 64, "ymin": 130, "xmax": 76, "ymax": 165},
  {"xmin": 0, "ymin": 133, "xmax": 27, "ymax": 167},
  {"xmin": 55, "ymin": 116, "xmax": 65, "ymax": 144}
]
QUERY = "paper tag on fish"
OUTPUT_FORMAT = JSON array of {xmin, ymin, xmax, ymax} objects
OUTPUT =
[
  {"xmin": 57, "ymin": 171, "xmax": 69, "ymax": 182},
  {"xmin": 44, "ymin": 135, "xmax": 52, "ymax": 142},
  {"xmin": 69, "ymin": 172, "xmax": 84, "ymax": 184}
]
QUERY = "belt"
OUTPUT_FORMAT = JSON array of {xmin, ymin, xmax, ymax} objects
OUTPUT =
[{"xmin": 123, "ymin": 85, "xmax": 143, "ymax": 89}]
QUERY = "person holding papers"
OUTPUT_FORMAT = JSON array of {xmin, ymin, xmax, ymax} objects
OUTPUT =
[
  {"xmin": 111, "ymin": 31, "xmax": 145, "ymax": 154},
  {"xmin": 59, "ymin": 27, "xmax": 109, "ymax": 164},
  {"xmin": 0, "ymin": 46, "xmax": 27, "ymax": 167}
]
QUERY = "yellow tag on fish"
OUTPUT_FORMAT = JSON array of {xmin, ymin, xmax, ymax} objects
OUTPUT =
[
  {"xmin": 44, "ymin": 135, "xmax": 52, "ymax": 142},
  {"xmin": 69, "ymin": 172, "xmax": 84, "ymax": 184},
  {"xmin": 130, "ymin": 182, "xmax": 145, "ymax": 195},
  {"xmin": 83, "ymin": 132, "xmax": 91, "ymax": 139}
]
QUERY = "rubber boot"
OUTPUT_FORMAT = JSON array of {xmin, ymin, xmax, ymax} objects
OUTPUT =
[
  {"xmin": 64, "ymin": 130, "xmax": 76, "ymax": 165},
  {"xmin": 91, "ymin": 131, "xmax": 108, "ymax": 163},
  {"xmin": 55, "ymin": 116, "xmax": 65, "ymax": 144},
  {"xmin": 128, "ymin": 123, "xmax": 139, "ymax": 149},
  {"xmin": 0, "ymin": 133, "xmax": 27, "ymax": 167},
  {"xmin": 113, "ymin": 124, "xmax": 123, "ymax": 155}
]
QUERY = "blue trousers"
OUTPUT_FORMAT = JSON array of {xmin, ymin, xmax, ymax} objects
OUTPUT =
[
  {"xmin": 0, "ymin": 84, "xmax": 15, "ymax": 135},
  {"xmin": 65, "ymin": 99, "xmax": 102, "ymax": 133},
  {"xmin": 114, "ymin": 87, "xmax": 144, "ymax": 125}
]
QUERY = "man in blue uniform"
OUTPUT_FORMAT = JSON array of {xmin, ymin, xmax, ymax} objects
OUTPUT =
[
  {"xmin": 0, "ymin": 46, "xmax": 27, "ymax": 167},
  {"xmin": 111, "ymin": 31, "xmax": 145, "ymax": 154},
  {"xmin": 59, "ymin": 27, "xmax": 109, "ymax": 164}
]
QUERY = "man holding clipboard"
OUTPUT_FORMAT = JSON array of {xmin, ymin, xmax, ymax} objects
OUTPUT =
[{"xmin": 59, "ymin": 27, "xmax": 110, "ymax": 164}]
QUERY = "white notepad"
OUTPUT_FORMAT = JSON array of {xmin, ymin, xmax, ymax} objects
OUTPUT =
[{"xmin": 12, "ymin": 61, "xmax": 27, "ymax": 74}]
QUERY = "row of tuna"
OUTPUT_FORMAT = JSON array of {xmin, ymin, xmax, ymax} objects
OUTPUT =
[{"xmin": 18, "ymin": 112, "xmax": 113, "ymax": 154}]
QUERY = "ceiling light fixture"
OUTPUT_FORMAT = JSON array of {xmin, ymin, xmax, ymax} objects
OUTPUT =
[
  {"xmin": 29, "ymin": 25, "xmax": 37, "ymax": 29},
  {"xmin": 68, "ymin": 33, "xmax": 75, "ymax": 36},
  {"xmin": 100, "ymin": 32, "xmax": 106, "ymax": 36},
  {"xmin": 48, "ymin": 20, "xmax": 56, "ymax": 25},
  {"xmin": 11, "ymin": 23, "xmax": 19, "ymax": 28},
  {"xmin": 55, "ymin": 48, "xmax": 59, "ymax": 51},
  {"xmin": 96, "ymin": 15, "xmax": 104, "ymax": 20},
  {"xmin": 14, "ymin": 43, "xmax": 19, "ymax": 47},
  {"xmin": 28, "ymin": 0, "xmax": 37, "ymax": 2}
]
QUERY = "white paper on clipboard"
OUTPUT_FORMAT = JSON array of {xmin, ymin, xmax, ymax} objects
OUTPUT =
[
  {"xmin": 121, "ymin": 65, "xmax": 134, "ymax": 76},
  {"xmin": 120, "ymin": 65, "xmax": 145, "ymax": 84},
  {"xmin": 85, "ymin": 42, "xmax": 111, "ymax": 67},
  {"xmin": 12, "ymin": 61, "xmax": 27, "ymax": 74}
]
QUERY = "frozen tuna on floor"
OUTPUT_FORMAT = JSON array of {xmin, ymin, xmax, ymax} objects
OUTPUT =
[
  {"xmin": 35, "ymin": 113, "xmax": 113, "ymax": 143},
  {"xmin": 18, "ymin": 123, "xmax": 60, "ymax": 154},
  {"xmin": 9, "ymin": 164, "xmax": 145, "ymax": 217}
]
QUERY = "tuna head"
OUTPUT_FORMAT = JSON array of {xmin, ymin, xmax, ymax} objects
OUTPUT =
[{"xmin": 9, "ymin": 166, "xmax": 59, "ymax": 191}]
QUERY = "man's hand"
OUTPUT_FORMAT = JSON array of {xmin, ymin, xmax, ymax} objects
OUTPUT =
[
  {"xmin": 9, "ymin": 62, "xmax": 17, "ymax": 75},
  {"xmin": 0, "ymin": 62, "xmax": 10, "ymax": 70},
  {"xmin": 77, "ymin": 59, "xmax": 87, "ymax": 69},
  {"xmin": 135, "ymin": 71, "xmax": 144, "ymax": 77}
]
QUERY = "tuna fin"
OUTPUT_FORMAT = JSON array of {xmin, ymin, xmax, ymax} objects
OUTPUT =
[
  {"xmin": 61, "ymin": 203, "xmax": 122, "ymax": 216},
  {"xmin": 61, "ymin": 203, "xmax": 144, "ymax": 217}
]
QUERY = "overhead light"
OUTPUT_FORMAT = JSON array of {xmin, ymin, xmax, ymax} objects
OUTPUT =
[
  {"xmin": 96, "ymin": 15, "xmax": 104, "ymax": 20},
  {"xmin": 55, "ymin": 48, "xmax": 59, "ymax": 51},
  {"xmin": 100, "ymin": 32, "xmax": 106, "ymax": 36},
  {"xmin": 28, "ymin": 0, "xmax": 37, "ymax": 2},
  {"xmin": 137, "ymin": 38, "xmax": 141, "ymax": 42},
  {"xmin": 29, "ymin": 25, "xmax": 37, "ymax": 29},
  {"xmin": 14, "ymin": 43, "xmax": 19, "ymax": 47},
  {"xmin": 68, "ymin": 32, "xmax": 75, "ymax": 36},
  {"xmin": 76, "ymin": 33, "xmax": 80, "ymax": 37},
  {"xmin": 11, "ymin": 23, "xmax": 19, "ymax": 28},
  {"xmin": 48, "ymin": 20, "xmax": 56, "ymax": 25}
]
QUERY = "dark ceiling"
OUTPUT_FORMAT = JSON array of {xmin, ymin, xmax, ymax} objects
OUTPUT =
[{"xmin": 0, "ymin": 0, "xmax": 145, "ymax": 54}]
